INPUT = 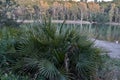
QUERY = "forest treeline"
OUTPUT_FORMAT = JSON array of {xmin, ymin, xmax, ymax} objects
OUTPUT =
[{"xmin": 1, "ymin": 0, "xmax": 120, "ymax": 23}]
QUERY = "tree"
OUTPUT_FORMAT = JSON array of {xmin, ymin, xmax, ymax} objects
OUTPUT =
[
  {"xmin": 109, "ymin": 3, "xmax": 115, "ymax": 23},
  {"xmin": 78, "ymin": 2, "xmax": 88, "ymax": 21},
  {"xmin": 90, "ymin": 12, "xmax": 109, "ymax": 23},
  {"xmin": 0, "ymin": 0, "xmax": 19, "ymax": 27},
  {"xmin": 80, "ymin": 0, "xmax": 88, "ymax": 2},
  {"xmin": 94, "ymin": 0, "xmax": 97, "ymax": 3},
  {"xmin": 113, "ymin": 0, "xmax": 119, "ymax": 2}
]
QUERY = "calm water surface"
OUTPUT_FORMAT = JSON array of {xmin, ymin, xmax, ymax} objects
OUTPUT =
[
  {"xmin": 23, "ymin": 23, "xmax": 120, "ymax": 42},
  {"xmin": 57, "ymin": 23, "xmax": 120, "ymax": 42}
]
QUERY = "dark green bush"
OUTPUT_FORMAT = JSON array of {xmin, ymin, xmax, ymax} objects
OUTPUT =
[
  {"xmin": 0, "ymin": 19, "xmax": 102, "ymax": 80},
  {"xmin": 0, "ymin": 71, "xmax": 29, "ymax": 80},
  {"xmin": 13, "ymin": 20, "xmax": 102, "ymax": 80},
  {"xmin": 0, "ymin": 27, "xmax": 20, "ymax": 71}
]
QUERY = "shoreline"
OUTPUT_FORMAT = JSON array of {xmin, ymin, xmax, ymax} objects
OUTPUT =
[{"xmin": 17, "ymin": 20, "xmax": 120, "ymax": 26}]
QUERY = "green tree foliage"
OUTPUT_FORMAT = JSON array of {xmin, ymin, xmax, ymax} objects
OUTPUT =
[
  {"xmin": 0, "ymin": 0, "xmax": 19, "ymax": 27},
  {"xmin": 90, "ymin": 13, "xmax": 109, "ymax": 23},
  {"xmin": 113, "ymin": 0, "xmax": 119, "ymax": 2},
  {"xmin": 12, "ymin": 0, "xmax": 120, "ymax": 23}
]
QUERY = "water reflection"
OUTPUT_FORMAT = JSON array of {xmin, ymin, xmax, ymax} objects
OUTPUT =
[{"xmin": 57, "ymin": 23, "xmax": 120, "ymax": 42}]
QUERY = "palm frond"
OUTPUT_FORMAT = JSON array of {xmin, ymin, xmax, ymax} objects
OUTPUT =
[{"xmin": 14, "ymin": 18, "xmax": 102, "ymax": 80}]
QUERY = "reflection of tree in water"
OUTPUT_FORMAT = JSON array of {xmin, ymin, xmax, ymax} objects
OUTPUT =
[
  {"xmin": 57, "ymin": 23, "xmax": 120, "ymax": 42},
  {"xmin": 92, "ymin": 24, "xmax": 120, "ymax": 42}
]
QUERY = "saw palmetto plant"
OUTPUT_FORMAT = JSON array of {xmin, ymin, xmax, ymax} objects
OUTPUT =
[{"xmin": 13, "ymin": 19, "xmax": 102, "ymax": 80}]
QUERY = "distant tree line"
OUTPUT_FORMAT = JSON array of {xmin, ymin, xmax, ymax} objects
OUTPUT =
[{"xmin": 1, "ymin": 0, "xmax": 120, "ymax": 23}]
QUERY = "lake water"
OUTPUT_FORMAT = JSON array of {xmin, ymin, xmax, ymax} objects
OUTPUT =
[
  {"xmin": 57, "ymin": 23, "xmax": 120, "ymax": 42},
  {"xmin": 23, "ymin": 22, "xmax": 120, "ymax": 42}
]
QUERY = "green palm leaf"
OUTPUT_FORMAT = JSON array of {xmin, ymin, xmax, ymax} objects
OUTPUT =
[{"xmin": 38, "ymin": 59, "xmax": 59, "ymax": 79}]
